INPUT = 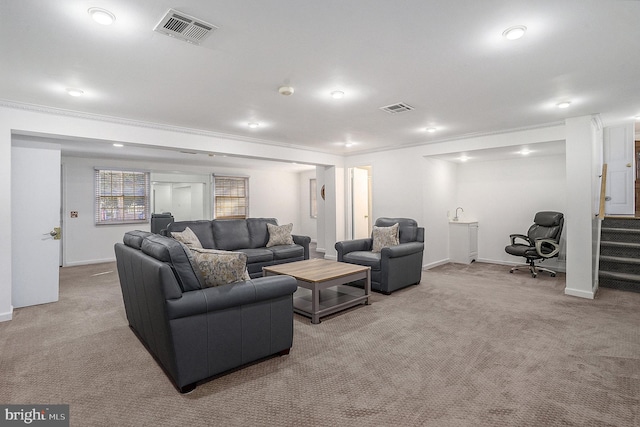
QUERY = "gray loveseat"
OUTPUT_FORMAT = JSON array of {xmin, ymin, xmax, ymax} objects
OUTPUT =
[
  {"xmin": 164, "ymin": 218, "xmax": 311, "ymax": 278},
  {"xmin": 114, "ymin": 230, "xmax": 298, "ymax": 393}
]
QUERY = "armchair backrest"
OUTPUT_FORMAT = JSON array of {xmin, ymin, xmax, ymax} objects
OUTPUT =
[
  {"xmin": 528, "ymin": 211, "xmax": 564, "ymax": 242},
  {"xmin": 374, "ymin": 217, "xmax": 423, "ymax": 243}
]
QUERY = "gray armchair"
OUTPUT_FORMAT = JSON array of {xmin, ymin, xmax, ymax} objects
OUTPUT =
[
  {"xmin": 335, "ymin": 217, "xmax": 425, "ymax": 294},
  {"xmin": 505, "ymin": 211, "xmax": 564, "ymax": 278}
]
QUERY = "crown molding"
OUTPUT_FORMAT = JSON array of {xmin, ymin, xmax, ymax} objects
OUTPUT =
[
  {"xmin": 344, "ymin": 121, "xmax": 567, "ymax": 157},
  {"xmin": 0, "ymin": 99, "xmax": 336, "ymax": 156}
]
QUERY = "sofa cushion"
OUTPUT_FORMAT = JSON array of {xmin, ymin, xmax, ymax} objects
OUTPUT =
[
  {"xmin": 141, "ymin": 234, "xmax": 204, "ymax": 292},
  {"xmin": 123, "ymin": 230, "xmax": 153, "ymax": 249},
  {"xmin": 212, "ymin": 219, "xmax": 250, "ymax": 251},
  {"xmin": 188, "ymin": 248, "xmax": 248, "ymax": 287},
  {"xmin": 166, "ymin": 220, "xmax": 216, "ymax": 249},
  {"xmin": 266, "ymin": 223, "xmax": 294, "ymax": 247},
  {"xmin": 171, "ymin": 226, "xmax": 203, "ymax": 248},
  {"xmin": 372, "ymin": 223, "xmax": 399, "ymax": 253},
  {"xmin": 247, "ymin": 218, "xmax": 278, "ymax": 248},
  {"xmin": 343, "ymin": 251, "xmax": 381, "ymax": 270},
  {"xmin": 269, "ymin": 245, "xmax": 304, "ymax": 260},
  {"xmin": 237, "ymin": 248, "xmax": 274, "ymax": 264}
]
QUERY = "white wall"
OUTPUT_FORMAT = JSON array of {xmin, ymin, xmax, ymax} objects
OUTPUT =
[
  {"xmin": 347, "ymin": 126, "xmax": 569, "ymax": 271},
  {"xmin": 298, "ymin": 170, "xmax": 317, "ymax": 241},
  {"xmin": 456, "ymin": 153, "xmax": 567, "ymax": 267},
  {"xmin": 62, "ymin": 155, "xmax": 304, "ymax": 266},
  {"xmin": 422, "ymin": 158, "xmax": 457, "ymax": 268}
]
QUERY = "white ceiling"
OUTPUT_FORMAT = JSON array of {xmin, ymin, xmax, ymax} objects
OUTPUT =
[{"xmin": 2, "ymin": 1, "xmax": 639, "ymax": 164}]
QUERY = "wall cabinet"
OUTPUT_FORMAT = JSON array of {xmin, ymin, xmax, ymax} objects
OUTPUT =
[{"xmin": 449, "ymin": 221, "xmax": 478, "ymax": 264}]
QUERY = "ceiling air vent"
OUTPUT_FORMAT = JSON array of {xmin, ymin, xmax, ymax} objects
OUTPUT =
[
  {"xmin": 153, "ymin": 9, "xmax": 217, "ymax": 45},
  {"xmin": 379, "ymin": 102, "xmax": 415, "ymax": 114}
]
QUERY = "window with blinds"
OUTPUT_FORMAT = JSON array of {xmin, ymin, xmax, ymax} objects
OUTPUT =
[
  {"xmin": 213, "ymin": 175, "xmax": 249, "ymax": 219},
  {"xmin": 95, "ymin": 169, "xmax": 150, "ymax": 225}
]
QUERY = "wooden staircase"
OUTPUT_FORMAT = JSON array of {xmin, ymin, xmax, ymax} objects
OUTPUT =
[{"xmin": 599, "ymin": 217, "xmax": 640, "ymax": 292}]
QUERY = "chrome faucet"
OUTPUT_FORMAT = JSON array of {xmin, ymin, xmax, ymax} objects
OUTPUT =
[{"xmin": 453, "ymin": 207, "xmax": 463, "ymax": 221}]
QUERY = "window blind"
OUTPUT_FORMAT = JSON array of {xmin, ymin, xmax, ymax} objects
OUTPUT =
[
  {"xmin": 95, "ymin": 169, "xmax": 150, "ymax": 225},
  {"xmin": 213, "ymin": 175, "xmax": 249, "ymax": 219}
]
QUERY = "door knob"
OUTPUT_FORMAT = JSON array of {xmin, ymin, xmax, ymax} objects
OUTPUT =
[
  {"xmin": 48, "ymin": 227, "xmax": 61, "ymax": 240},
  {"xmin": 626, "ymin": 163, "xmax": 632, "ymax": 167}
]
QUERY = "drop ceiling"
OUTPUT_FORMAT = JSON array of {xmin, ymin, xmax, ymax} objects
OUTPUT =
[{"xmin": 2, "ymin": 0, "xmax": 639, "ymax": 160}]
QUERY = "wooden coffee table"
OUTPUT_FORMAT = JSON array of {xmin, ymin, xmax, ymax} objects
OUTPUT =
[{"xmin": 263, "ymin": 259, "xmax": 371, "ymax": 324}]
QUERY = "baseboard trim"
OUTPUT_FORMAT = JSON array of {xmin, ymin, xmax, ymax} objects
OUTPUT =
[
  {"xmin": 0, "ymin": 306, "xmax": 14, "ymax": 322},
  {"xmin": 477, "ymin": 258, "xmax": 566, "ymax": 273},
  {"xmin": 64, "ymin": 258, "xmax": 115, "ymax": 267},
  {"xmin": 423, "ymin": 259, "xmax": 450, "ymax": 270},
  {"xmin": 323, "ymin": 254, "xmax": 337, "ymax": 261},
  {"xmin": 564, "ymin": 287, "xmax": 595, "ymax": 299}
]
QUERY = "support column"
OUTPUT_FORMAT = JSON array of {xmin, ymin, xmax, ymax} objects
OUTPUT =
[
  {"xmin": 564, "ymin": 116, "xmax": 598, "ymax": 299},
  {"xmin": 0, "ymin": 122, "xmax": 13, "ymax": 321}
]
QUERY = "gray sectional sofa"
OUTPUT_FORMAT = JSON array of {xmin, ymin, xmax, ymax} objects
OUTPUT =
[
  {"xmin": 164, "ymin": 218, "xmax": 311, "ymax": 278},
  {"xmin": 114, "ymin": 230, "xmax": 298, "ymax": 393}
]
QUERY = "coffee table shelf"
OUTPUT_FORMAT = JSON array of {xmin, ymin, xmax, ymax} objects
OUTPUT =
[{"xmin": 263, "ymin": 259, "xmax": 371, "ymax": 324}]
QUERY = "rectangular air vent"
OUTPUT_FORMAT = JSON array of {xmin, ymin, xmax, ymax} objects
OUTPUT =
[
  {"xmin": 154, "ymin": 9, "xmax": 217, "ymax": 45},
  {"xmin": 379, "ymin": 102, "xmax": 415, "ymax": 114}
]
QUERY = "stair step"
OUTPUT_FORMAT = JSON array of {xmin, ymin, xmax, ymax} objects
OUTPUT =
[
  {"xmin": 599, "ymin": 255, "xmax": 640, "ymax": 265},
  {"xmin": 599, "ymin": 270, "xmax": 640, "ymax": 282},
  {"xmin": 601, "ymin": 227, "xmax": 640, "ymax": 234},
  {"xmin": 600, "ymin": 241, "xmax": 640, "ymax": 249}
]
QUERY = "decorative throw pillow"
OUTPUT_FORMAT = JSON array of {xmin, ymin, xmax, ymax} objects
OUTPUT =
[
  {"xmin": 372, "ymin": 223, "xmax": 399, "ymax": 253},
  {"xmin": 171, "ymin": 227, "xmax": 203, "ymax": 249},
  {"xmin": 188, "ymin": 248, "xmax": 248, "ymax": 287},
  {"xmin": 266, "ymin": 223, "xmax": 294, "ymax": 247}
]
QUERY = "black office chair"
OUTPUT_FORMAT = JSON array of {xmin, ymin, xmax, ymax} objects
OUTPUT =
[{"xmin": 505, "ymin": 211, "xmax": 564, "ymax": 278}]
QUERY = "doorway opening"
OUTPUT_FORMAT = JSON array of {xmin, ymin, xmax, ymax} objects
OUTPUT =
[{"xmin": 347, "ymin": 166, "xmax": 373, "ymax": 239}]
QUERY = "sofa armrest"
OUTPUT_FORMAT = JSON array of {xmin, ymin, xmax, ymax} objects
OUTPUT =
[
  {"xmin": 165, "ymin": 275, "xmax": 298, "ymax": 320},
  {"xmin": 292, "ymin": 234, "xmax": 311, "ymax": 259},
  {"xmin": 335, "ymin": 238, "xmax": 373, "ymax": 261},
  {"xmin": 380, "ymin": 241, "xmax": 424, "ymax": 259}
]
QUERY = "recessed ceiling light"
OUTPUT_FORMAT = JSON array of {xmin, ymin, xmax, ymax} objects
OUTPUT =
[
  {"xmin": 502, "ymin": 25, "xmax": 527, "ymax": 40},
  {"xmin": 557, "ymin": 101, "xmax": 571, "ymax": 109},
  {"xmin": 66, "ymin": 88, "xmax": 84, "ymax": 97},
  {"xmin": 519, "ymin": 149, "xmax": 532, "ymax": 155},
  {"xmin": 635, "ymin": 115, "xmax": 640, "ymax": 121},
  {"xmin": 113, "ymin": 143, "xmax": 124, "ymax": 148},
  {"xmin": 331, "ymin": 90, "xmax": 345, "ymax": 99},
  {"xmin": 88, "ymin": 7, "xmax": 116, "ymax": 25},
  {"xmin": 425, "ymin": 127, "xmax": 437, "ymax": 133},
  {"xmin": 459, "ymin": 155, "xmax": 470, "ymax": 162},
  {"xmin": 278, "ymin": 86, "xmax": 294, "ymax": 96},
  {"xmin": 248, "ymin": 122, "xmax": 259, "ymax": 129}
]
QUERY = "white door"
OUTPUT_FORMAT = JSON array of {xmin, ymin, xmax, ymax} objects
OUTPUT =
[
  {"xmin": 12, "ymin": 145, "xmax": 61, "ymax": 308},
  {"xmin": 352, "ymin": 167, "xmax": 370, "ymax": 239},
  {"xmin": 604, "ymin": 123, "xmax": 635, "ymax": 215}
]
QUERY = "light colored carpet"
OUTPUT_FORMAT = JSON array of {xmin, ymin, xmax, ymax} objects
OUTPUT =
[{"xmin": 1, "ymin": 261, "xmax": 639, "ymax": 426}]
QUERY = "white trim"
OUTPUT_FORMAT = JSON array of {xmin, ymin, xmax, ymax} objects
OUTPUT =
[
  {"xmin": 423, "ymin": 259, "xmax": 450, "ymax": 270},
  {"xmin": 564, "ymin": 287, "xmax": 595, "ymax": 299},
  {"xmin": 64, "ymin": 258, "xmax": 115, "ymax": 267},
  {"xmin": 323, "ymin": 254, "xmax": 337, "ymax": 261},
  {"xmin": 0, "ymin": 306, "xmax": 13, "ymax": 322},
  {"xmin": 477, "ymin": 258, "xmax": 567, "ymax": 273},
  {"xmin": 1, "ymin": 99, "xmax": 337, "ymax": 155}
]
